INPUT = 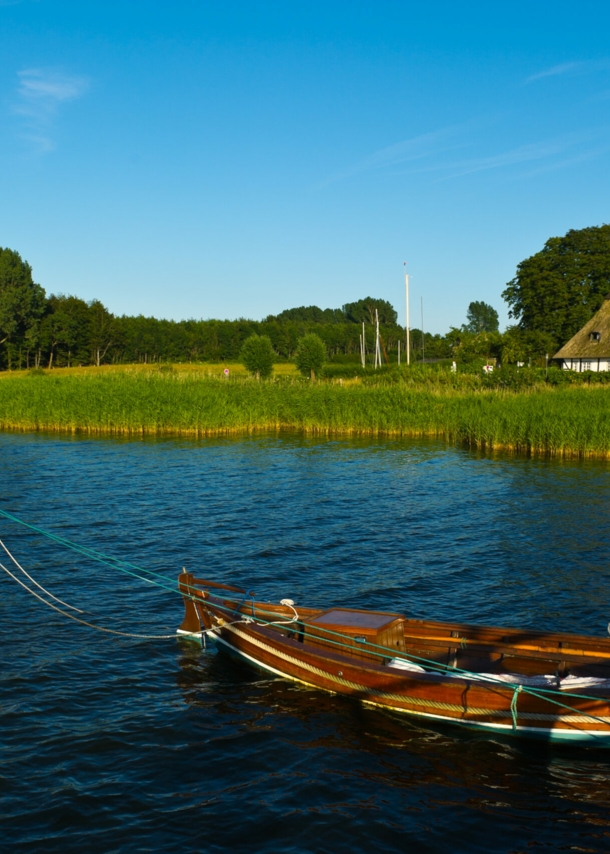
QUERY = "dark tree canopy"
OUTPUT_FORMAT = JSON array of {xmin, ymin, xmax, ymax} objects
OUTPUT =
[
  {"xmin": 502, "ymin": 224, "xmax": 610, "ymax": 349},
  {"xmin": 267, "ymin": 297, "xmax": 398, "ymax": 326},
  {"xmin": 266, "ymin": 305, "xmax": 345, "ymax": 324},
  {"xmin": 40, "ymin": 294, "xmax": 92, "ymax": 368},
  {"xmin": 343, "ymin": 296, "xmax": 397, "ymax": 325},
  {"xmin": 0, "ymin": 247, "xmax": 46, "ymax": 355},
  {"xmin": 463, "ymin": 301, "xmax": 499, "ymax": 333}
]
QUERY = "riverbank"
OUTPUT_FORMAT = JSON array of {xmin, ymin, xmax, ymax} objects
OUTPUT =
[{"xmin": 0, "ymin": 370, "xmax": 609, "ymax": 457}]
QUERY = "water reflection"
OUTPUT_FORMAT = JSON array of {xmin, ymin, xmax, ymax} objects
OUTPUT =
[{"xmin": 173, "ymin": 641, "xmax": 610, "ymax": 847}]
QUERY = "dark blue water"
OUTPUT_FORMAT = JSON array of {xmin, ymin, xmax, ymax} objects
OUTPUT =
[{"xmin": 1, "ymin": 432, "xmax": 610, "ymax": 853}]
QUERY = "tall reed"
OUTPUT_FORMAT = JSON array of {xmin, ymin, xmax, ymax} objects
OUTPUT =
[{"xmin": 0, "ymin": 371, "xmax": 609, "ymax": 457}]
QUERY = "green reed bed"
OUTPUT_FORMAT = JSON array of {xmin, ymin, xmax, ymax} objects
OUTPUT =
[{"xmin": 1, "ymin": 371, "xmax": 610, "ymax": 457}]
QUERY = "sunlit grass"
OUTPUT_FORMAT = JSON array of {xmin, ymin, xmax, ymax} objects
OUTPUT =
[
  {"xmin": 0, "ymin": 362, "xmax": 300, "ymax": 379},
  {"xmin": 1, "ymin": 370, "xmax": 610, "ymax": 457}
]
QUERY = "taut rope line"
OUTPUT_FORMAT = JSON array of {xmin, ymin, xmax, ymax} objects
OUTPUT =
[
  {"xmin": 0, "ymin": 561, "xmax": 177, "ymax": 639},
  {"xmin": 0, "ymin": 537, "xmax": 83, "ymax": 612}
]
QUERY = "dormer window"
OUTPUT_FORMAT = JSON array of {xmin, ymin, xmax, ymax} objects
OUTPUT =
[{"xmin": 590, "ymin": 331, "xmax": 601, "ymax": 342}]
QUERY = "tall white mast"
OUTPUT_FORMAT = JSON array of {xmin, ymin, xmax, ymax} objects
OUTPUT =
[
  {"xmin": 404, "ymin": 262, "xmax": 410, "ymax": 366},
  {"xmin": 374, "ymin": 309, "xmax": 379, "ymax": 369},
  {"xmin": 421, "ymin": 296, "xmax": 425, "ymax": 364},
  {"xmin": 361, "ymin": 321, "xmax": 365, "ymax": 367},
  {"xmin": 373, "ymin": 308, "xmax": 383, "ymax": 369}
]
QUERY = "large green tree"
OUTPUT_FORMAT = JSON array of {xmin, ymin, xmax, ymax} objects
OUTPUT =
[
  {"xmin": 0, "ymin": 247, "xmax": 46, "ymax": 368},
  {"xmin": 463, "ymin": 301, "xmax": 499, "ymax": 333},
  {"xmin": 295, "ymin": 333, "xmax": 326, "ymax": 379},
  {"xmin": 88, "ymin": 299, "xmax": 116, "ymax": 366},
  {"xmin": 502, "ymin": 225, "xmax": 610, "ymax": 349},
  {"xmin": 41, "ymin": 295, "xmax": 92, "ymax": 368},
  {"xmin": 240, "ymin": 334, "xmax": 275, "ymax": 379},
  {"xmin": 266, "ymin": 305, "xmax": 345, "ymax": 323},
  {"xmin": 343, "ymin": 296, "xmax": 397, "ymax": 325}
]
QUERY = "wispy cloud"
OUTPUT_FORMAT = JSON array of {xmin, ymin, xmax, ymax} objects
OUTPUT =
[
  {"xmin": 368, "ymin": 129, "xmax": 607, "ymax": 183},
  {"xmin": 317, "ymin": 123, "xmax": 472, "ymax": 188},
  {"xmin": 433, "ymin": 132, "xmax": 594, "ymax": 179},
  {"xmin": 13, "ymin": 68, "xmax": 89, "ymax": 152},
  {"xmin": 318, "ymin": 115, "xmax": 608, "ymax": 191},
  {"xmin": 520, "ymin": 146, "xmax": 610, "ymax": 178},
  {"xmin": 525, "ymin": 59, "xmax": 610, "ymax": 84},
  {"xmin": 526, "ymin": 62, "xmax": 581, "ymax": 83}
]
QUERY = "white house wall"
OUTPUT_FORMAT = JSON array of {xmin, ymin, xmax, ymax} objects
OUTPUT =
[{"xmin": 561, "ymin": 359, "xmax": 610, "ymax": 372}]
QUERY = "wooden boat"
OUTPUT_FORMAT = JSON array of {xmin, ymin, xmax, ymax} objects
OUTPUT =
[{"xmin": 177, "ymin": 572, "xmax": 610, "ymax": 744}]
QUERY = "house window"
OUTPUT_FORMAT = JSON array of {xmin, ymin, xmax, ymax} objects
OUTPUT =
[
  {"xmin": 583, "ymin": 361, "xmax": 592, "ymax": 371},
  {"xmin": 589, "ymin": 331, "xmax": 601, "ymax": 342}
]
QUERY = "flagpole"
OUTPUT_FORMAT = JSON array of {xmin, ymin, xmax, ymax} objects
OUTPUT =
[{"xmin": 404, "ymin": 262, "xmax": 410, "ymax": 366}]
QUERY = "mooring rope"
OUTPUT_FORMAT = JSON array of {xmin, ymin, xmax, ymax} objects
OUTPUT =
[
  {"xmin": 0, "ymin": 507, "xmax": 180, "ymax": 594},
  {"xmin": 0, "ymin": 537, "xmax": 83, "ymax": 612},
  {"xmin": 0, "ymin": 562, "xmax": 177, "ymax": 639}
]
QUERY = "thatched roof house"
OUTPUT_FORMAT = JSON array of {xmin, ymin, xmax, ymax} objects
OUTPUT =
[{"xmin": 554, "ymin": 295, "xmax": 610, "ymax": 371}]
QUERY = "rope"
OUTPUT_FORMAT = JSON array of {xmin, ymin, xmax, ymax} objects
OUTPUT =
[
  {"xmin": 511, "ymin": 685, "xmax": 522, "ymax": 730},
  {"xmin": 0, "ymin": 562, "xmax": 176, "ymax": 639},
  {"xmin": 0, "ymin": 537, "xmax": 83, "ymax": 612},
  {"xmin": 0, "ymin": 507, "xmax": 181, "ymax": 594}
]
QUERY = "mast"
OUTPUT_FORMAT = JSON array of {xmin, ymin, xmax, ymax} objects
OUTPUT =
[
  {"xmin": 374, "ymin": 309, "xmax": 379, "ymax": 369},
  {"xmin": 404, "ymin": 262, "xmax": 410, "ymax": 366},
  {"xmin": 421, "ymin": 296, "xmax": 425, "ymax": 364},
  {"xmin": 361, "ymin": 321, "xmax": 365, "ymax": 368}
]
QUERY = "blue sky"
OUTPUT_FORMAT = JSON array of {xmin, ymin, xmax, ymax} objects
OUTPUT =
[{"xmin": 1, "ymin": 1, "xmax": 609, "ymax": 332}]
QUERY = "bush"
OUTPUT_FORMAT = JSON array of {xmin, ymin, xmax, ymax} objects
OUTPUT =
[
  {"xmin": 240, "ymin": 334, "xmax": 275, "ymax": 380},
  {"xmin": 295, "ymin": 334, "xmax": 326, "ymax": 380},
  {"xmin": 322, "ymin": 363, "xmax": 367, "ymax": 379}
]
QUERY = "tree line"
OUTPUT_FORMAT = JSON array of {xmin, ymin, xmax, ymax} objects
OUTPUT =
[{"xmin": 1, "ymin": 223, "xmax": 609, "ymax": 370}]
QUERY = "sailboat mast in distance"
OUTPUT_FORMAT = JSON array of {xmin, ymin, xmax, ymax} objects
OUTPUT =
[{"xmin": 404, "ymin": 262, "xmax": 410, "ymax": 366}]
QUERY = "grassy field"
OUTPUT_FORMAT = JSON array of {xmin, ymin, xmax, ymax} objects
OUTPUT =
[
  {"xmin": 1, "ymin": 367, "xmax": 610, "ymax": 457},
  {"xmin": 0, "ymin": 362, "xmax": 300, "ymax": 379}
]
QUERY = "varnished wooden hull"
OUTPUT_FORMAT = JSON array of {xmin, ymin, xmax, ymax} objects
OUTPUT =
[{"xmin": 177, "ymin": 575, "xmax": 610, "ymax": 744}]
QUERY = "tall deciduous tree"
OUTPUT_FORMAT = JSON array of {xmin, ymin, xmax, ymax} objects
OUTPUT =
[
  {"xmin": 502, "ymin": 225, "xmax": 610, "ymax": 349},
  {"xmin": 88, "ymin": 299, "xmax": 115, "ymax": 367},
  {"xmin": 240, "ymin": 334, "xmax": 275, "ymax": 379},
  {"xmin": 343, "ymin": 297, "xmax": 397, "ymax": 325},
  {"xmin": 295, "ymin": 333, "xmax": 326, "ymax": 380},
  {"xmin": 41, "ymin": 294, "xmax": 92, "ymax": 368},
  {"xmin": 464, "ymin": 301, "xmax": 499, "ymax": 333},
  {"xmin": 0, "ymin": 247, "xmax": 46, "ymax": 369}
]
